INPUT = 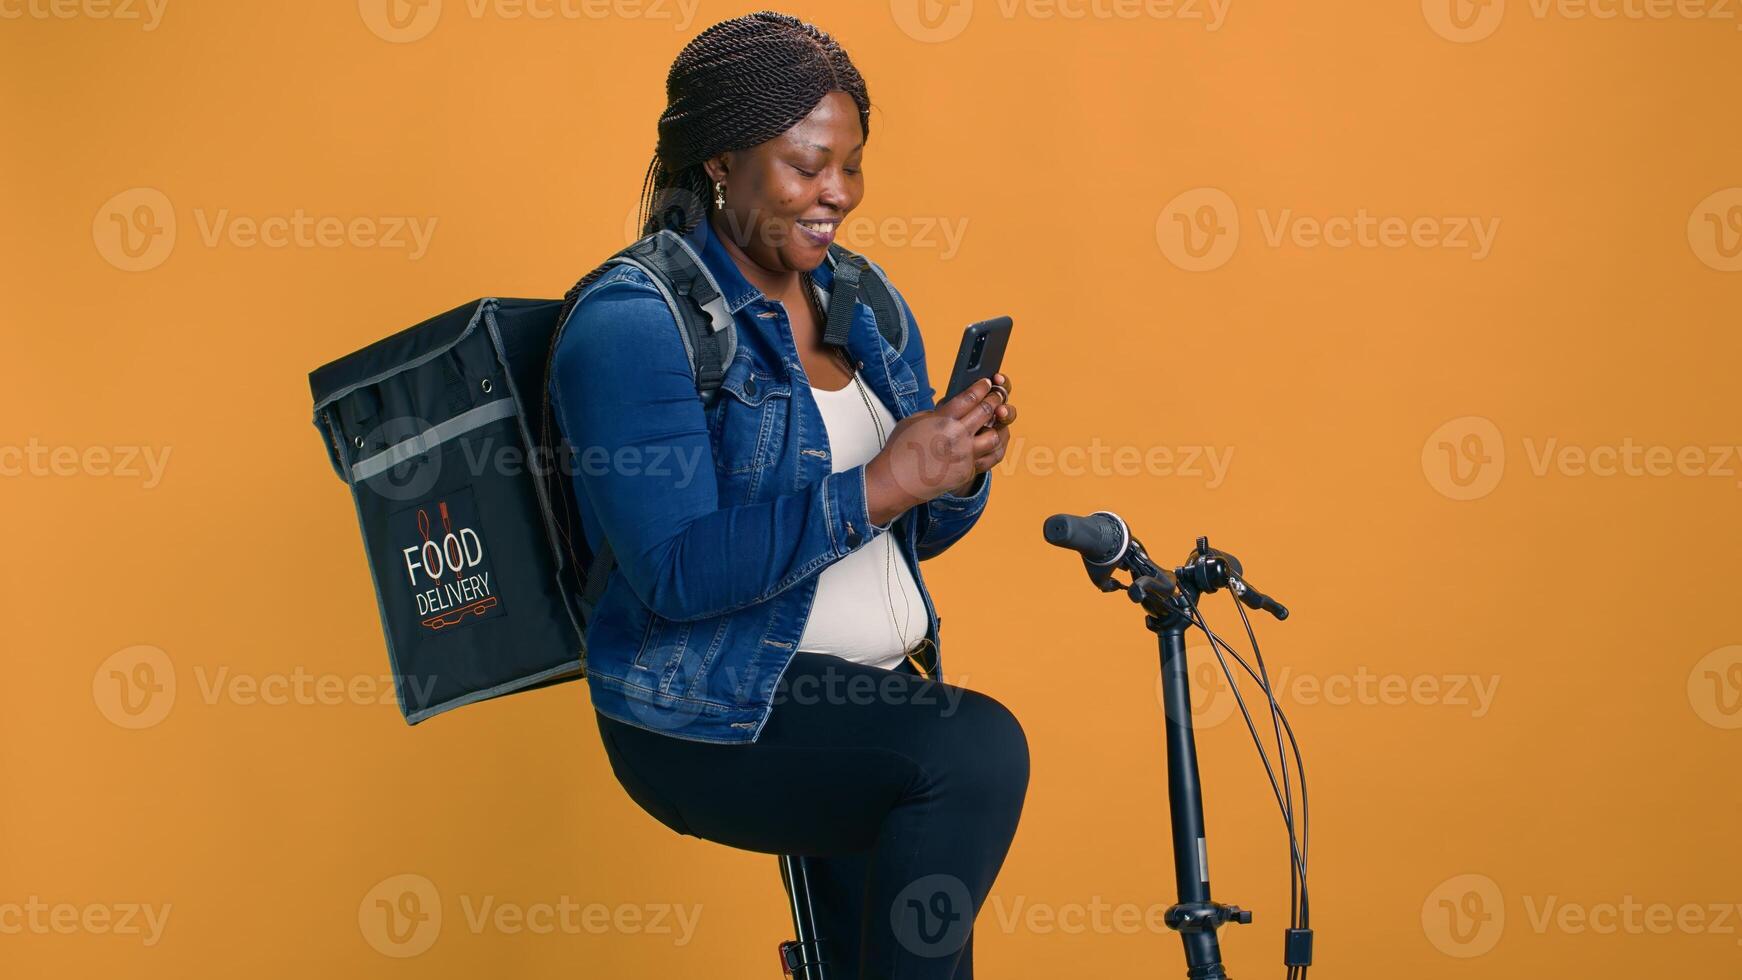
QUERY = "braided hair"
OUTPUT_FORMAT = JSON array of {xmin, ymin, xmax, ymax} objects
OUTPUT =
[{"xmin": 637, "ymin": 11, "xmax": 872, "ymax": 237}]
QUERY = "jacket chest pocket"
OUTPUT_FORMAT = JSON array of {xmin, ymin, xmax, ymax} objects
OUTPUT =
[
  {"xmin": 708, "ymin": 361, "xmax": 791, "ymax": 497},
  {"xmin": 884, "ymin": 350, "xmax": 919, "ymax": 411}
]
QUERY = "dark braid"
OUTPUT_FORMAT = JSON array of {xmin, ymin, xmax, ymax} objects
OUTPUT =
[{"xmin": 636, "ymin": 11, "xmax": 872, "ymax": 237}]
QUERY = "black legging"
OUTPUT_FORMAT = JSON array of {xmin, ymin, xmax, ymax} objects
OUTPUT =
[{"xmin": 595, "ymin": 651, "xmax": 1030, "ymax": 979}]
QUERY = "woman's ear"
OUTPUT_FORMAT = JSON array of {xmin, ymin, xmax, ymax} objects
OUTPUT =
[{"xmin": 701, "ymin": 153, "xmax": 730, "ymax": 185}]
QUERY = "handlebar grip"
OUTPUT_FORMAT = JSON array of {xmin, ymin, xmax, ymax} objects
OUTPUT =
[
  {"xmin": 1042, "ymin": 512, "xmax": 1125, "ymax": 564},
  {"xmin": 1236, "ymin": 582, "xmax": 1290, "ymax": 621}
]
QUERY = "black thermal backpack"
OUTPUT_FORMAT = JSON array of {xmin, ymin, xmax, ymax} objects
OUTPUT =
[{"xmin": 308, "ymin": 229, "xmax": 908, "ymax": 724}]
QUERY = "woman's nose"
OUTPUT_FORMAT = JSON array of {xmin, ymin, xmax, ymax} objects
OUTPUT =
[{"xmin": 817, "ymin": 170, "xmax": 851, "ymax": 211}]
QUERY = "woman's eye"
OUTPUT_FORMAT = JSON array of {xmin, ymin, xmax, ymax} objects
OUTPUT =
[{"xmin": 792, "ymin": 165, "xmax": 818, "ymax": 178}]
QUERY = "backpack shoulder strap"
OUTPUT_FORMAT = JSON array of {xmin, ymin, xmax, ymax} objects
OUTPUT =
[
  {"xmin": 619, "ymin": 230, "xmax": 737, "ymax": 406},
  {"xmin": 554, "ymin": 229, "xmax": 736, "ymax": 408},
  {"xmin": 540, "ymin": 229, "xmax": 738, "ymax": 623},
  {"xmin": 826, "ymin": 243, "xmax": 908, "ymax": 355}
]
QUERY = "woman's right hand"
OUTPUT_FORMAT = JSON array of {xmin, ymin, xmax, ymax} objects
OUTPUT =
[{"xmin": 864, "ymin": 377, "xmax": 1006, "ymax": 526}]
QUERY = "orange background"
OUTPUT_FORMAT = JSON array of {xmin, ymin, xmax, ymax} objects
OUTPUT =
[{"xmin": 4, "ymin": 0, "xmax": 1740, "ymax": 975}]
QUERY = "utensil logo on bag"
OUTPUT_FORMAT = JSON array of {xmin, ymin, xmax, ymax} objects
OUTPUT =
[{"xmin": 395, "ymin": 488, "xmax": 505, "ymax": 633}]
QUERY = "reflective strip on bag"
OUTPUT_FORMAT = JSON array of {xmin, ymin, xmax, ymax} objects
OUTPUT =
[{"xmin": 349, "ymin": 397, "xmax": 518, "ymax": 482}]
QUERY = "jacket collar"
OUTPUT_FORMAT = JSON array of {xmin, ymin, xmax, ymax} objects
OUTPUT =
[{"xmin": 679, "ymin": 213, "xmax": 898, "ymax": 402}]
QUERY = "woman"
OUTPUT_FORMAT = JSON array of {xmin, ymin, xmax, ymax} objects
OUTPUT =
[{"xmin": 549, "ymin": 12, "xmax": 1026, "ymax": 978}]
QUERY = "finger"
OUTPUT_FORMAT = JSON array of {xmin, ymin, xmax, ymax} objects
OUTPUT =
[
  {"xmin": 938, "ymin": 377, "xmax": 995, "ymax": 422},
  {"xmin": 970, "ymin": 426, "xmax": 1002, "ymax": 458},
  {"xmin": 993, "ymin": 372, "xmax": 1011, "ymax": 396},
  {"xmin": 993, "ymin": 402, "xmax": 1018, "ymax": 428},
  {"xmin": 970, "ymin": 392, "xmax": 1001, "ymax": 429}
]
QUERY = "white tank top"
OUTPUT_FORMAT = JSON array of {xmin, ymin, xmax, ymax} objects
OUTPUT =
[{"xmin": 795, "ymin": 371, "xmax": 929, "ymax": 671}]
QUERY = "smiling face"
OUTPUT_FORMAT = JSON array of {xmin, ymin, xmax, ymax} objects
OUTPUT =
[{"xmin": 701, "ymin": 90, "xmax": 866, "ymax": 280}]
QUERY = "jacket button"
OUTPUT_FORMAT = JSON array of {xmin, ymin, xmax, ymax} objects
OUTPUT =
[{"xmin": 744, "ymin": 377, "xmax": 758, "ymax": 397}]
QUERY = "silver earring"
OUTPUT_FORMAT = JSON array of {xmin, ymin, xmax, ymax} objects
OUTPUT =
[{"xmin": 713, "ymin": 181, "xmax": 725, "ymax": 210}]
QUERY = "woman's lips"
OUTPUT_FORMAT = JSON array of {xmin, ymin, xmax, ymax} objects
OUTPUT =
[{"xmin": 795, "ymin": 219, "xmax": 838, "ymax": 246}]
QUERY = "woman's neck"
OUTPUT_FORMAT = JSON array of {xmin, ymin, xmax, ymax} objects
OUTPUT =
[{"xmin": 709, "ymin": 214, "xmax": 802, "ymax": 300}]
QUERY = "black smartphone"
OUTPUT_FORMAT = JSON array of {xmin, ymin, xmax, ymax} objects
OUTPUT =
[{"xmin": 942, "ymin": 315, "xmax": 1014, "ymax": 405}]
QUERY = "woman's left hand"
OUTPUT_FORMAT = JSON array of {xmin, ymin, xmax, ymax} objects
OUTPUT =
[{"xmin": 949, "ymin": 371, "xmax": 1016, "ymax": 496}]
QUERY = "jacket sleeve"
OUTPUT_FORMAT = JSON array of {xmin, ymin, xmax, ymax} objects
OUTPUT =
[
  {"xmin": 549, "ymin": 272, "xmax": 883, "ymax": 623},
  {"xmin": 879, "ymin": 268, "xmax": 994, "ymax": 562}
]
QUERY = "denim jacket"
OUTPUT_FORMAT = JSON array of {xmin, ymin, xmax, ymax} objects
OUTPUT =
[{"xmin": 549, "ymin": 215, "xmax": 993, "ymax": 743}]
